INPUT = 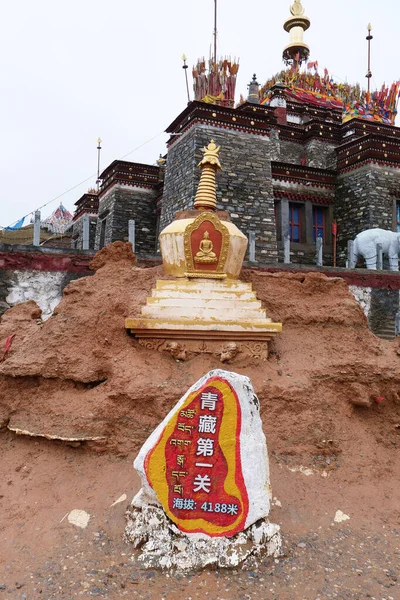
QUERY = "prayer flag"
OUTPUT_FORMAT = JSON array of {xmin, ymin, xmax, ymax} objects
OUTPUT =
[{"xmin": 5, "ymin": 217, "xmax": 25, "ymax": 231}]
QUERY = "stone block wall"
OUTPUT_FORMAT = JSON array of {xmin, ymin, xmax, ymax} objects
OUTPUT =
[
  {"xmin": 161, "ymin": 125, "xmax": 278, "ymax": 263},
  {"xmin": 72, "ymin": 216, "xmax": 97, "ymax": 250},
  {"xmin": 368, "ymin": 288, "xmax": 399, "ymax": 334},
  {"xmin": 335, "ymin": 164, "xmax": 400, "ymax": 261},
  {"xmin": 95, "ymin": 185, "xmax": 157, "ymax": 255},
  {"xmin": 273, "ymin": 139, "xmax": 337, "ymax": 169},
  {"xmin": 160, "ymin": 128, "xmax": 198, "ymax": 228},
  {"xmin": 349, "ymin": 284, "xmax": 399, "ymax": 338},
  {"xmin": 278, "ymin": 140, "xmax": 304, "ymax": 165},
  {"xmin": 305, "ymin": 140, "xmax": 337, "ymax": 170}
]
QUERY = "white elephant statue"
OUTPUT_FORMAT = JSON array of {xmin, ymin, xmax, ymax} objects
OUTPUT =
[{"xmin": 352, "ymin": 228, "xmax": 400, "ymax": 271}]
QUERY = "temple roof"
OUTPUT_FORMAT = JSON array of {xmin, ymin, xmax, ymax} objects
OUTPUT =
[
  {"xmin": 99, "ymin": 160, "xmax": 161, "ymax": 195},
  {"xmin": 259, "ymin": 67, "xmax": 400, "ymax": 126}
]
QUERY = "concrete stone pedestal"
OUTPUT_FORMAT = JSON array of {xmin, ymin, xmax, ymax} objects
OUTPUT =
[{"xmin": 124, "ymin": 505, "xmax": 281, "ymax": 570}]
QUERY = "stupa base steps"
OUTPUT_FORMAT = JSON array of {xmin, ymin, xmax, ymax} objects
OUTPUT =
[{"xmin": 126, "ymin": 279, "xmax": 282, "ymax": 362}]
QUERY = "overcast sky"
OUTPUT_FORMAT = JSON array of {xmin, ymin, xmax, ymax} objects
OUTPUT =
[{"xmin": 1, "ymin": 0, "xmax": 399, "ymax": 228}]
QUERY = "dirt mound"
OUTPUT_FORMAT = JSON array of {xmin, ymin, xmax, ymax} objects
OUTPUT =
[
  {"xmin": 0, "ymin": 242, "xmax": 399, "ymax": 465},
  {"xmin": 1, "ymin": 242, "xmax": 400, "ymax": 597},
  {"xmin": 89, "ymin": 239, "xmax": 137, "ymax": 271},
  {"xmin": 243, "ymin": 270, "xmax": 366, "ymax": 325}
]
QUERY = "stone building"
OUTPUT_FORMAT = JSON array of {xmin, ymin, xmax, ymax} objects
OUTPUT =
[
  {"xmin": 72, "ymin": 0, "xmax": 400, "ymax": 267},
  {"xmin": 71, "ymin": 191, "xmax": 99, "ymax": 250},
  {"xmin": 72, "ymin": 161, "xmax": 164, "ymax": 254},
  {"xmin": 93, "ymin": 160, "xmax": 163, "ymax": 255}
]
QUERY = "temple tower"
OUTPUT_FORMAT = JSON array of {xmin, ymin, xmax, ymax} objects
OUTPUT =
[
  {"xmin": 71, "ymin": 191, "xmax": 99, "ymax": 250},
  {"xmin": 334, "ymin": 125, "xmax": 400, "ymax": 260},
  {"xmin": 94, "ymin": 160, "xmax": 163, "ymax": 254}
]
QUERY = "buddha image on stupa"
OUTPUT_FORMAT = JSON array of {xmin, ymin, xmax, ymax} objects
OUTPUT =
[{"xmin": 194, "ymin": 231, "xmax": 218, "ymax": 264}]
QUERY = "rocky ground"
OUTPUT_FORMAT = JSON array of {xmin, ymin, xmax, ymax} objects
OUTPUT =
[
  {"xmin": 1, "ymin": 431, "xmax": 399, "ymax": 599},
  {"xmin": 0, "ymin": 242, "xmax": 400, "ymax": 599}
]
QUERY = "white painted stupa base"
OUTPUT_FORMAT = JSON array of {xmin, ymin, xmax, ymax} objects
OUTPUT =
[{"xmin": 124, "ymin": 504, "xmax": 281, "ymax": 571}]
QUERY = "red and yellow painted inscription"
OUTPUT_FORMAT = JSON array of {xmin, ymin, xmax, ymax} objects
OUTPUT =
[{"xmin": 144, "ymin": 375, "xmax": 249, "ymax": 537}]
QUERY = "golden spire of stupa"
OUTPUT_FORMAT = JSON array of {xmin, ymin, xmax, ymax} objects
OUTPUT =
[
  {"xmin": 283, "ymin": 0, "xmax": 311, "ymax": 69},
  {"xmin": 193, "ymin": 140, "xmax": 222, "ymax": 211}
]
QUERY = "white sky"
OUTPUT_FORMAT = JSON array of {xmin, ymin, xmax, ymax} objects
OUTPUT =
[{"xmin": 1, "ymin": 0, "xmax": 399, "ymax": 228}]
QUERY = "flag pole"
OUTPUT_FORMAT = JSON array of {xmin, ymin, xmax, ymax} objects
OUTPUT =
[
  {"xmin": 96, "ymin": 138, "xmax": 102, "ymax": 190},
  {"xmin": 366, "ymin": 23, "xmax": 373, "ymax": 94},
  {"xmin": 213, "ymin": 0, "xmax": 217, "ymax": 67},
  {"xmin": 182, "ymin": 54, "xmax": 191, "ymax": 103}
]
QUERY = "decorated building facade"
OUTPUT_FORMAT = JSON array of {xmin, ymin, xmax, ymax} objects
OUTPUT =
[{"xmin": 72, "ymin": 0, "xmax": 400, "ymax": 267}]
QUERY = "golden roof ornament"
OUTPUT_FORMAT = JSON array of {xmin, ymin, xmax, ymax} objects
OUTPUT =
[
  {"xmin": 290, "ymin": 0, "xmax": 305, "ymax": 16},
  {"xmin": 198, "ymin": 139, "xmax": 222, "ymax": 169},
  {"xmin": 194, "ymin": 140, "xmax": 222, "ymax": 211},
  {"xmin": 283, "ymin": 0, "xmax": 310, "ymax": 68}
]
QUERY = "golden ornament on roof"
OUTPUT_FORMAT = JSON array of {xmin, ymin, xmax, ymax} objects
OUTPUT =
[
  {"xmin": 290, "ymin": 0, "xmax": 305, "ymax": 16},
  {"xmin": 198, "ymin": 139, "xmax": 222, "ymax": 169}
]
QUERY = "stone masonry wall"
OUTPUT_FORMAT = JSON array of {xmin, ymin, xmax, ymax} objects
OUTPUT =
[
  {"xmin": 278, "ymin": 140, "xmax": 304, "ymax": 165},
  {"xmin": 305, "ymin": 140, "xmax": 337, "ymax": 170},
  {"xmin": 335, "ymin": 163, "xmax": 400, "ymax": 262},
  {"xmin": 95, "ymin": 185, "xmax": 157, "ymax": 255},
  {"xmin": 368, "ymin": 288, "xmax": 400, "ymax": 336},
  {"xmin": 274, "ymin": 139, "xmax": 337, "ymax": 169},
  {"xmin": 161, "ymin": 125, "xmax": 278, "ymax": 263},
  {"xmin": 72, "ymin": 216, "xmax": 97, "ymax": 250},
  {"xmin": 348, "ymin": 284, "xmax": 399, "ymax": 339},
  {"xmin": 160, "ymin": 128, "xmax": 197, "ymax": 228}
]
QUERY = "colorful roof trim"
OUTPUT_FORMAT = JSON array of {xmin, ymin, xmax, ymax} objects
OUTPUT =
[{"xmin": 260, "ymin": 68, "xmax": 400, "ymax": 125}]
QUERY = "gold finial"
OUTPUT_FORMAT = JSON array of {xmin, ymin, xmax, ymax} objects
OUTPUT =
[
  {"xmin": 157, "ymin": 153, "xmax": 166, "ymax": 166},
  {"xmin": 283, "ymin": 0, "xmax": 310, "ymax": 68},
  {"xmin": 193, "ymin": 140, "xmax": 222, "ymax": 211},
  {"xmin": 97, "ymin": 137, "xmax": 102, "ymax": 145},
  {"xmin": 198, "ymin": 139, "xmax": 222, "ymax": 169},
  {"xmin": 290, "ymin": 0, "xmax": 304, "ymax": 17},
  {"xmin": 367, "ymin": 23, "xmax": 372, "ymax": 32}
]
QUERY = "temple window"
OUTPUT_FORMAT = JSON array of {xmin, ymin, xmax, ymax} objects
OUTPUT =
[
  {"xmin": 289, "ymin": 203, "xmax": 302, "ymax": 242},
  {"xmin": 312, "ymin": 206, "xmax": 325, "ymax": 242}
]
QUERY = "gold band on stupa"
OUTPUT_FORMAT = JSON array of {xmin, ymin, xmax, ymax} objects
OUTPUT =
[{"xmin": 193, "ymin": 140, "xmax": 222, "ymax": 211}]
